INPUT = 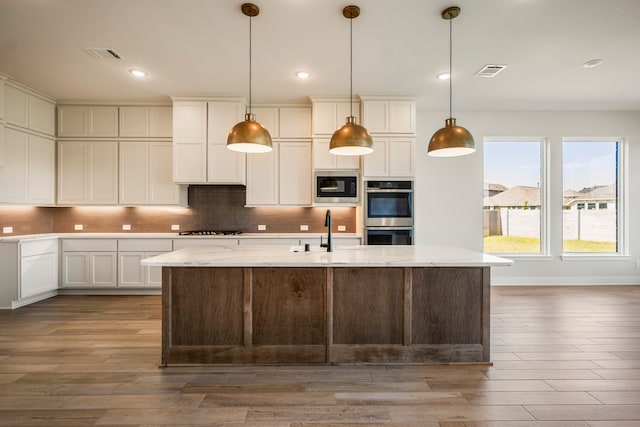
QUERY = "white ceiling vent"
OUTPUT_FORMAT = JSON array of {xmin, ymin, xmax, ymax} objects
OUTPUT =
[
  {"xmin": 84, "ymin": 47, "xmax": 125, "ymax": 60},
  {"xmin": 475, "ymin": 64, "xmax": 507, "ymax": 78}
]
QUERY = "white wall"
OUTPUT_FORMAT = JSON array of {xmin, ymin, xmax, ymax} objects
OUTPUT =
[{"xmin": 415, "ymin": 109, "xmax": 640, "ymax": 285}]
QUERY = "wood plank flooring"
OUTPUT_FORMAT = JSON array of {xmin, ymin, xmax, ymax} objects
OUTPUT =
[{"xmin": 0, "ymin": 286, "xmax": 639, "ymax": 426}]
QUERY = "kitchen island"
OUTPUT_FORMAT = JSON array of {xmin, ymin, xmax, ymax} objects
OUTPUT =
[{"xmin": 142, "ymin": 244, "xmax": 511, "ymax": 366}]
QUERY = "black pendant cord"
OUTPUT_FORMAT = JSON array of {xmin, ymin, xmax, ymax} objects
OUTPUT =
[
  {"xmin": 349, "ymin": 15, "xmax": 353, "ymax": 118},
  {"xmin": 448, "ymin": 15, "xmax": 453, "ymax": 119},
  {"xmin": 248, "ymin": 15, "xmax": 253, "ymax": 115}
]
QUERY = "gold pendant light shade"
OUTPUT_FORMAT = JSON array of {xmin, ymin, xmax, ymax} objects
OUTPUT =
[
  {"xmin": 428, "ymin": 118, "xmax": 475, "ymax": 157},
  {"xmin": 329, "ymin": 116, "xmax": 373, "ymax": 155},
  {"xmin": 330, "ymin": 5, "xmax": 374, "ymax": 156},
  {"xmin": 427, "ymin": 6, "xmax": 475, "ymax": 158},
  {"xmin": 227, "ymin": 113, "xmax": 272, "ymax": 153},
  {"xmin": 227, "ymin": 3, "xmax": 273, "ymax": 154}
]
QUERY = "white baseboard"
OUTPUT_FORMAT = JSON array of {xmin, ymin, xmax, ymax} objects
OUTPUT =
[{"xmin": 491, "ymin": 276, "xmax": 640, "ymax": 286}]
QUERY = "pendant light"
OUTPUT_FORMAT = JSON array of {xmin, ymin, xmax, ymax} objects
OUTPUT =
[
  {"xmin": 427, "ymin": 6, "xmax": 475, "ymax": 157},
  {"xmin": 227, "ymin": 3, "xmax": 272, "ymax": 153},
  {"xmin": 329, "ymin": 5, "xmax": 373, "ymax": 156}
]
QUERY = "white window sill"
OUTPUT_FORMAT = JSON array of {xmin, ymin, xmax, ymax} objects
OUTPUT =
[
  {"xmin": 486, "ymin": 254, "xmax": 553, "ymax": 261},
  {"xmin": 561, "ymin": 254, "xmax": 630, "ymax": 261}
]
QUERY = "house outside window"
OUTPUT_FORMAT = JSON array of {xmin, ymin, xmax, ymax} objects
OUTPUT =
[
  {"xmin": 562, "ymin": 139, "xmax": 622, "ymax": 253},
  {"xmin": 483, "ymin": 138, "xmax": 547, "ymax": 254}
]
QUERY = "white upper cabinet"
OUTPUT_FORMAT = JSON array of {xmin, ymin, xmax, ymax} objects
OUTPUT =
[
  {"xmin": 207, "ymin": 101, "xmax": 246, "ymax": 184},
  {"xmin": 363, "ymin": 136, "xmax": 415, "ymax": 179},
  {"xmin": 312, "ymin": 138, "xmax": 360, "ymax": 170},
  {"xmin": 172, "ymin": 101, "xmax": 207, "ymax": 183},
  {"xmin": 311, "ymin": 98, "xmax": 360, "ymax": 136},
  {"xmin": 4, "ymin": 84, "xmax": 55, "ymax": 136},
  {"xmin": 119, "ymin": 106, "xmax": 172, "ymax": 138},
  {"xmin": 246, "ymin": 143, "xmax": 278, "ymax": 206},
  {"xmin": 120, "ymin": 141, "xmax": 177, "ymax": 205},
  {"xmin": 0, "ymin": 127, "xmax": 55, "ymax": 205},
  {"xmin": 279, "ymin": 107, "xmax": 312, "ymax": 138},
  {"xmin": 58, "ymin": 106, "xmax": 119, "ymax": 137},
  {"xmin": 361, "ymin": 97, "xmax": 416, "ymax": 134},
  {"xmin": 0, "ymin": 79, "xmax": 5, "ymax": 120},
  {"xmin": 251, "ymin": 107, "xmax": 279, "ymax": 137},
  {"xmin": 57, "ymin": 140, "xmax": 118, "ymax": 204},
  {"xmin": 279, "ymin": 142, "xmax": 312, "ymax": 205}
]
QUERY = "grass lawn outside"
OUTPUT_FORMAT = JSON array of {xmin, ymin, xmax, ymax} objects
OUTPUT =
[{"xmin": 484, "ymin": 235, "xmax": 616, "ymax": 253}]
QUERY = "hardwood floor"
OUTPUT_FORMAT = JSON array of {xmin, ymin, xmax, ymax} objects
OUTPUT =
[{"xmin": 0, "ymin": 286, "xmax": 639, "ymax": 426}]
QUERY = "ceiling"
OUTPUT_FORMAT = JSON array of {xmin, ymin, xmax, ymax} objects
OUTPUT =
[{"xmin": 1, "ymin": 0, "xmax": 639, "ymax": 111}]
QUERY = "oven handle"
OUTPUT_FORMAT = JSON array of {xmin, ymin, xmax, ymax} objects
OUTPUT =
[
  {"xmin": 364, "ymin": 226, "xmax": 414, "ymax": 230},
  {"xmin": 365, "ymin": 189, "xmax": 413, "ymax": 193}
]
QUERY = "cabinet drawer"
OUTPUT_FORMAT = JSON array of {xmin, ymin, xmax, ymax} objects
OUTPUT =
[
  {"xmin": 20, "ymin": 239, "xmax": 58, "ymax": 257},
  {"xmin": 118, "ymin": 239, "xmax": 173, "ymax": 252},
  {"xmin": 62, "ymin": 239, "xmax": 118, "ymax": 252}
]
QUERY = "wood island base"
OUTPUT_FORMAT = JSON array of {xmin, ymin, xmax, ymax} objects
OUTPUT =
[{"xmin": 161, "ymin": 266, "xmax": 490, "ymax": 365}]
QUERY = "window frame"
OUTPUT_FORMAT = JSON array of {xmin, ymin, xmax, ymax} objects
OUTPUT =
[
  {"xmin": 483, "ymin": 137, "xmax": 550, "ymax": 257},
  {"xmin": 561, "ymin": 137, "xmax": 628, "ymax": 258}
]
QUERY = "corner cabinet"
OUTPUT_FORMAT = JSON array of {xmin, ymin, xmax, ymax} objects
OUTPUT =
[{"xmin": 361, "ymin": 97, "xmax": 416, "ymax": 179}]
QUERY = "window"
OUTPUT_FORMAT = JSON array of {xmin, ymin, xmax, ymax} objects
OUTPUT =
[
  {"xmin": 562, "ymin": 139, "xmax": 621, "ymax": 253},
  {"xmin": 483, "ymin": 138, "xmax": 547, "ymax": 254}
]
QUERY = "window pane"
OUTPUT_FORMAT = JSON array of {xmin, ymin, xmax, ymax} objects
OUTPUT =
[
  {"xmin": 483, "ymin": 140, "xmax": 542, "ymax": 253},
  {"xmin": 562, "ymin": 140, "xmax": 618, "ymax": 253}
]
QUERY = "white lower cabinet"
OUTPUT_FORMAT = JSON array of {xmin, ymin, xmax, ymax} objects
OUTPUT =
[
  {"xmin": 62, "ymin": 239, "xmax": 117, "ymax": 288},
  {"xmin": 0, "ymin": 238, "xmax": 59, "ymax": 309},
  {"xmin": 117, "ymin": 239, "xmax": 172, "ymax": 288},
  {"xmin": 237, "ymin": 238, "xmax": 300, "ymax": 246}
]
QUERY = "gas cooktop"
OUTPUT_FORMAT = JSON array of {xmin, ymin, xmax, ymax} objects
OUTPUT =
[{"xmin": 178, "ymin": 230, "xmax": 242, "ymax": 236}]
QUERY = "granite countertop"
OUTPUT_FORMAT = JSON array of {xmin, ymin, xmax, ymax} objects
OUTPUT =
[
  {"xmin": 141, "ymin": 244, "xmax": 513, "ymax": 268},
  {"xmin": 0, "ymin": 232, "xmax": 361, "ymax": 243}
]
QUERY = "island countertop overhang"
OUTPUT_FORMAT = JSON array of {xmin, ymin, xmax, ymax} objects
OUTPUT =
[{"xmin": 141, "ymin": 244, "xmax": 513, "ymax": 268}]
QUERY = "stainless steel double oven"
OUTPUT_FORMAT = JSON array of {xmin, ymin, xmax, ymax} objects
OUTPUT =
[{"xmin": 364, "ymin": 180, "xmax": 413, "ymax": 245}]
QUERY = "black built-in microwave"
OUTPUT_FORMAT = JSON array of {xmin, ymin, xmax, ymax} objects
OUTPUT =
[{"xmin": 314, "ymin": 171, "xmax": 359, "ymax": 204}]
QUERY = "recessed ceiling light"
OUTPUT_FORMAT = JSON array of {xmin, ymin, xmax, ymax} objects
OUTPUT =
[
  {"xmin": 129, "ymin": 69, "xmax": 147, "ymax": 77},
  {"xmin": 295, "ymin": 71, "xmax": 311, "ymax": 79},
  {"xmin": 582, "ymin": 59, "xmax": 603, "ymax": 68},
  {"xmin": 436, "ymin": 72, "xmax": 450, "ymax": 80}
]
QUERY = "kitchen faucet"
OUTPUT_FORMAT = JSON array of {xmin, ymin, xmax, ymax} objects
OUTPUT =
[{"xmin": 320, "ymin": 209, "xmax": 333, "ymax": 252}]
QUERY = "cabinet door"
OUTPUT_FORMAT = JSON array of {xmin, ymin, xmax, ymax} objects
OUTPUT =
[
  {"xmin": 88, "ymin": 107, "xmax": 119, "ymax": 137},
  {"xmin": 0, "ymin": 127, "xmax": 28, "ymax": 203},
  {"xmin": 28, "ymin": 96, "xmax": 55, "ymax": 136},
  {"xmin": 62, "ymin": 252, "xmax": 90, "ymax": 287},
  {"xmin": 246, "ymin": 143, "xmax": 278, "ymax": 205},
  {"xmin": 58, "ymin": 106, "xmax": 88, "ymax": 136},
  {"xmin": 118, "ymin": 252, "xmax": 145, "ymax": 287},
  {"xmin": 20, "ymin": 252, "xmax": 58, "ymax": 298},
  {"xmin": 90, "ymin": 252, "xmax": 117, "ymax": 287},
  {"xmin": 119, "ymin": 141, "xmax": 149, "ymax": 204},
  {"xmin": 4, "ymin": 85, "xmax": 28, "ymax": 128},
  {"xmin": 88, "ymin": 142, "xmax": 118, "ymax": 204},
  {"xmin": 172, "ymin": 102, "xmax": 207, "ymax": 183},
  {"xmin": 149, "ymin": 106, "xmax": 172, "ymax": 137},
  {"xmin": 363, "ymin": 137, "xmax": 389, "ymax": 177},
  {"xmin": 149, "ymin": 142, "xmax": 178, "ymax": 204},
  {"xmin": 312, "ymin": 138, "xmax": 336, "ymax": 169},
  {"xmin": 362, "ymin": 100, "xmax": 389, "ymax": 133},
  {"xmin": 251, "ymin": 107, "xmax": 279, "ymax": 137},
  {"xmin": 207, "ymin": 101, "xmax": 244, "ymax": 144},
  {"xmin": 389, "ymin": 101, "xmax": 416, "ymax": 134},
  {"xmin": 279, "ymin": 107, "xmax": 311, "ymax": 138},
  {"xmin": 27, "ymin": 135, "xmax": 55, "ymax": 204},
  {"xmin": 312, "ymin": 102, "xmax": 337, "ymax": 135},
  {"xmin": 336, "ymin": 101, "xmax": 361, "ymax": 128},
  {"xmin": 279, "ymin": 142, "xmax": 312, "ymax": 206},
  {"xmin": 145, "ymin": 251, "xmax": 166, "ymax": 287},
  {"xmin": 57, "ymin": 141, "xmax": 87, "ymax": 204},
  {"xmin": 389, "ymin": 137, "xmax": 415, "ymax": 177},
  {"xmin": 207, "ymin": 144, "xmax": 246, "ymax": 184},
  {"xmin": 119, "ymin": 106, "xmax": 149, "ymax": 137}
]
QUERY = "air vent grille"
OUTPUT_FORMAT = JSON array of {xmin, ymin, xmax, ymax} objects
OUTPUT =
[
  {"xmin": 84, "ymin": 47, "xmax": 125, "ymax": 60},
  {"xmin": 475, "ymin": 64, "xmax": 507, "ymax": 78}
]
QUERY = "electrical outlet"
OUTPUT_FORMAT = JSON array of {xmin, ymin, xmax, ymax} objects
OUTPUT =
[
  {"xmin": 337, "ymin": 225, "xmax": 346, "ymax": 232},
  {"xmin": 74, "ymin": 224, "xmax": 83, "ymax": 231},
  {"xmin": 2, "ymin": 226, "xmax": 13, "ymax": 234},
  {"xmin": 122, "ymin": 224, "xmax": 131, "ymax": 231},
  {"xmin": 258, "ymin": 224, "xmax": 267, "ymax": 231},
  {"xmin": 300, "ymin": 225, "xmax": 309, "ymax": 231},
  {"xmin": 171, "ymin": 224, "xmax": 180, "ymax": 231}
]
